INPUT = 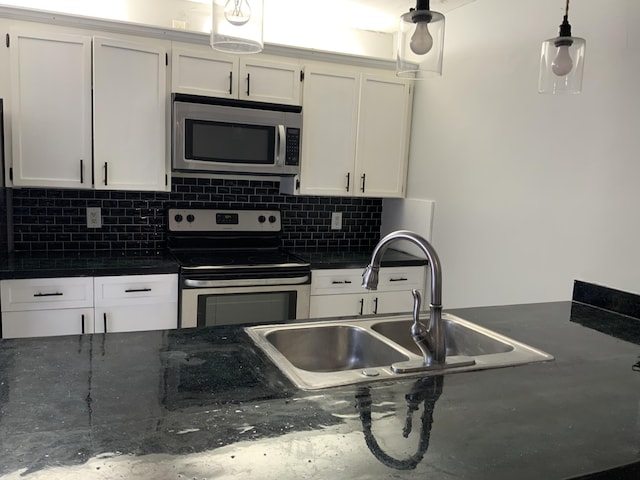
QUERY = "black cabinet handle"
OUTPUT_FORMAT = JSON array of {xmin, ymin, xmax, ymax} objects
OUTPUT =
[
  {"xmin": 361, "ymin": 173, "xmax": 366, "ymax": 192},
  {"xmin": 80, "ymin": 159, "xmax": 84, "ymax": 184},
  {"xmin": 331, "ymin": 280, "xmax": 352, "ymax": 285},
  {"xmin": 389, "ymin": 277, "xmax": 408, "ymax": 282},
  {"xmin": 246, "ymin": 73, "xmax": 251, "ymax": 96},
  {"xmin": 104, "ymin": 162, "xmax": 108, "ymax": 186},
  {"xmin": 124, "ymin": 288, "xmax": 152, "ymax": 293},
  {"xmin": 81, "ymin": 314, "xmax": 85, "ymax": 334},
  {"xmin": 229, "ymin": 71, "xmax": 233, "ymax": 95},
  {"xmin": 103, "ymin": 312, "xmax": 107, "ymax": 333},
  {"xmin": 359, "ymin": 298, "xmax": 364, "ymax": 315},
  {"xmin": 373, "ymin": 297, "xmax": 378, "ymax": 314},
  {"xmin": 33, "ymin": 292, "xmax": 63, "ymax": 297},
  {"xmin": 345, "ymin": 172, "xmax": 350, "ymax": 192}
]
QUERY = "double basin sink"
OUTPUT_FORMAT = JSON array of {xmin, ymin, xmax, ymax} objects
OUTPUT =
[{"xmin": 245, "ymin": 313, "xmax": 554, "ymax": 390}]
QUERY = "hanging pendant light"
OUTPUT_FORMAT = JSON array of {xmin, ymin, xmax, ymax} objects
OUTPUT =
[
  {"xmin": 211, "ymin": 0, "xmax": 263, "ymax": 54},
  {"xmin": 396, "ymin": 0, "xmax": 445, "ymax": 79},
  {"xmin": 538, "ymin": 0, "xmax": 586, "ymax": 94}
]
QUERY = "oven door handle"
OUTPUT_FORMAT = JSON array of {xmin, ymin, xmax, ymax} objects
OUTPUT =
[{"xmin": 184, "ymin": 275, "xmax": 310, "ymax": 288}]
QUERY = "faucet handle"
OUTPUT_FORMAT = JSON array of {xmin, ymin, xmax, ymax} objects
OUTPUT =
[{"xmin": 412, "ymin": 289, "xmax": 422, "ymax": 317}]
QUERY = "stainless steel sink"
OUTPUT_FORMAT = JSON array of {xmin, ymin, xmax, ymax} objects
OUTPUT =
[
  {"xmin": 265, "ymin": 325, "xmax": 409, "ymax": 372},
  {"xmin": 245, "ymin": 313, "xmax": 554, "ymax": 390}
]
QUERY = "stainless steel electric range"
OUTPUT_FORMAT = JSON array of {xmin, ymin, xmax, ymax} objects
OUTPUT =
[{"xmin": 167, "ymin": 208, "xmax": 310, "ymax": 328}]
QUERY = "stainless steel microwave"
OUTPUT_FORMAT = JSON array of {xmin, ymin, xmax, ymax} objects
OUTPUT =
[{"xmin": 172, "ymin": 95, "xmax": 302, "ymax": 176}]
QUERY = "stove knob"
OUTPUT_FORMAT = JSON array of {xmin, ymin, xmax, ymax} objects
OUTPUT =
[
  {"xmin": 268, "ymin": 215, "xmax": 277, "ymax": 223},
  {"xmin": 186, "ymin": 214, "xmax": 195, "ymax": 223},
  {"xmin": 258, "ymin": 215, "xmax": 266, "ymax": 223},
  {"xmin": 174, "ymin": 214, "xmax": 183, "ymax": 222}
]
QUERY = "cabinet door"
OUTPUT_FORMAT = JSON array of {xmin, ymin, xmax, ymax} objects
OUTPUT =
[
  {"xmin": 93, "ymin": 36, "xmax": 168, "ymax": 191},
  {"xmin": 239, "ymin": 58, "xmax": 301, "ymax": 105},
  {"xmin": 309, "ymin": 293, "xmax": 368, "ymax": 319},
  {"xmin": 355, "ymin": 74, "xmax": 411, "ymax": 198},
  {"xmin": 171, "ymin": 46, "xmax": 238, "ymax": 98},
  {"xmin": 2, "ymin": 308, "xmax": 94, "ymax": 338},
  {"xmin": 9, "ymin": 29, "xmax": 92, "ymax": 188},
  {"xmin": 299, "ymin": 68, "xmax": 359, "ymax": 196},
  {"xmin": 96, "ymin": 303, "xmax": 177, "ymax": 334},
  {"xmin": 374, "ymin": 291, "xmax": 414, "ymax": 315}
]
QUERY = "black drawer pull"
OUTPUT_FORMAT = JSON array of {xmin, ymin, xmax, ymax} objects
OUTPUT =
[
  {"xmin": 331, "ymin": 280, "xmax": 352, "ymax": 285},
  {"xmin": 389, "ymin": 277, "xmax": 408, "ymax": 282},
  {"xmin": 124, "ymin": 288, "xmax": 152, "ymax": 293},
  {"xmin": 33, "ymin": 292, "xmax": 63, "ymax": 297},
  {"xmin": 373, "ymin": 297, "xmax": 378, "ymax": 314},
  {"xmin": 81, "ymin": 314, "xmax": 85, "ymax": 334},
  {"xmin": 103, "ymin": 312, "xmax": 107, "ymax": 333},
  {"xmin": 359, "ymin": 298, "xmax": 364, "ymax": 315}
]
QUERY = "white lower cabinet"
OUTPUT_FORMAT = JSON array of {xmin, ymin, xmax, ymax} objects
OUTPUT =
[
  {"xmin": 94, "ymin": 274, "xmax": 178, "ymax": 334},
  {"xmin": 0, "ymin": 274, "xmax": 178, "ymax": 339},
  {"xmin": 309, "ymin": 266, "xmax": 426, "ymax": 319}
]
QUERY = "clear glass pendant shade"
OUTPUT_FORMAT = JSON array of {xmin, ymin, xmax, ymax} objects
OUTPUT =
[
  {"xmin": 396, "ymin": 8, "xmax": 445, "ymax": 79},
  {"xmin": 211, "ymin": 0, "xmax": 263, "ymax": 54},
  {"xmin": 538, "ymin": 35, "xmax": 585, "ymax": 94}
]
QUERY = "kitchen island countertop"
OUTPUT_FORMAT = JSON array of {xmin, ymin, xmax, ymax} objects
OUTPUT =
[{"xmin": 0, "ymin": 301, "xmax": 639, "ymax": 479}]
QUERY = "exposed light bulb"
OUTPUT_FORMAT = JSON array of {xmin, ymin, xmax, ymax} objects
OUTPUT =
[
  {"xmin": 224, "ymin": 0, "xmax": 251, "ymax": 26},
  {"xmin": 410, "ymin": 22, "xmax": 433, "ymax": 55},
  {"xmin": 552, "ymin": 45, "xmax": 573, "ymax": 76}
]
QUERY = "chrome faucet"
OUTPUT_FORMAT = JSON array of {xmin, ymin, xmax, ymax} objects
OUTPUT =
[{"xmin": 362, "ymin": 230, "xmax": 445, "ymax": 367}]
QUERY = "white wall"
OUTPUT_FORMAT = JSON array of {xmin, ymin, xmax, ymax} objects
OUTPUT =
[{"xmin": 405, "ymin": 0, "xmax": 640, "ymax": 308}]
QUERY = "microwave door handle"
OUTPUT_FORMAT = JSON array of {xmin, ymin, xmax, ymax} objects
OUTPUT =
[{"xmin": 275, "ymin": 125, "xmax": 286, "ymax": 166}]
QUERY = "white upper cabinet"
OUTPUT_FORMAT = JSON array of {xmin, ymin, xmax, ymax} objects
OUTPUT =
[
  {"xmin": 296, "ymin": 65, "xmax": 412, "ymax": 198},
  {"xmin": 93, "ymin": 36, "xmax": 168, "ymax": 191},
  {"xmin": 355, "ymin": 74, "xmax": 411, "ymax": 198},
  {"xmin": 9, "ymin": 29, "xmax": 92, "ymax": 188},
  {"xmin": 238, "ymin": 57, "xmax": 301, "ymax": 105},
  {"xmin": 297, "ymin": 67, "xmax": 360, "ymax": 197},
  {"xmin": 171, "ymin": 46, "xmax": 238, "ymax": 99},
  {"xmin": 171, "ymin": 45, "xmax": 302, "ymax": 105}
]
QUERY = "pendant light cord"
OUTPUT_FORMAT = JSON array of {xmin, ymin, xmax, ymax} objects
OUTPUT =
[{"xmin": 565, "ymin": 0, "xmax": 570, "ymax": 18}]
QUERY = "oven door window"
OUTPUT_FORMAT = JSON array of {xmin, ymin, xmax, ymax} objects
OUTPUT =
[
  {"xmin": 196, "ymin": 291, "xmax": 297, "ymax": 327},
  {"xmin": 185, "ymin": 119, "xmax": 275, "ymax": 165}
]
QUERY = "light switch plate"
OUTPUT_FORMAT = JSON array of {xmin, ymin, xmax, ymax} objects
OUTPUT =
[
  {"xmin": 331, "ymin": 211, "xmax": 342, "ymax": 230},
  {"xmin": 87, "ymin": 207, "xmax": 102, "ymax": 229}
]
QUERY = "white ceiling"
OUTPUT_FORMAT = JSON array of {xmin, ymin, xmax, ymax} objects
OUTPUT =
[{"xmin": 338, "ymin": 0, "xmax": 477, "ymax": 32}]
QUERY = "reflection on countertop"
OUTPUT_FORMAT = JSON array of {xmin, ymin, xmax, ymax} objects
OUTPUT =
[{"xmin": 0, "ymin": 301, "xmax": 639, "ymax": 479}]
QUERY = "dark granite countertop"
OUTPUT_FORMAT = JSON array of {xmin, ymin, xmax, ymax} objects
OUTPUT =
[
  {"xmin": 293, "ymin": 248, "xmax": 427, "ymax": 269},
  {"xmin": 1, "ymin": 301, "xmax": 639, "ymax": 479},
  {"xmin": 0, "ymin": 252, "xmax": 180, "ymax": 279}
]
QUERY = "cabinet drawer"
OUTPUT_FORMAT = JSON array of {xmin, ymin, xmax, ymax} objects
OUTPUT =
[
  {"xmin": 310, "ymin": 266, "xmax": 425, "ymax": 295},
  {"xmin": 310, "ymin": 269, "xmax": 364, "ymax": 295},
  {"xmin": 376, "ymin": 266, "xmax": 425, "ymax": 291},
  {"xmin": 0, "ymin": 277, "xmax": 93, "ymax": 312},
  {"xmin": 94, "ymin": 274, "xmax": 178, "ymax": 306}
]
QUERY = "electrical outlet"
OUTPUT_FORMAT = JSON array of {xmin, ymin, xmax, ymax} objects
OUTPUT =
[
  {"xmin": 331, "ymin": 211, "xmax": 342, "ymax": 230},
  {"xmin": 87, "ymin": 207, "xmax": 102, "ymax": 229}
]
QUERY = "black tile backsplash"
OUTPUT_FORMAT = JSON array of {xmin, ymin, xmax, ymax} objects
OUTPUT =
[{"xmin": 10, "ymin": 178, "xmax": 382, "ymax": 255}]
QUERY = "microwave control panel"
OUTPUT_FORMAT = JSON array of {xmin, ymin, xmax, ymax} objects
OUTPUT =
[{"xmin": 285, "ymin": 128, "xmax": 300, "ymax": 166}]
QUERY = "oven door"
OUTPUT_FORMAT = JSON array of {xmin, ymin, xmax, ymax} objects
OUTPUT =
[{"xmin": 180, "ymin": 282, "xmax": 310, "ymax": 328}]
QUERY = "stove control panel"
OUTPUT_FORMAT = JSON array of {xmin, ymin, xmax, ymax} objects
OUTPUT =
[{"xmin": 168, "ymin": 209, "xmax": 281, "ymax": 232}]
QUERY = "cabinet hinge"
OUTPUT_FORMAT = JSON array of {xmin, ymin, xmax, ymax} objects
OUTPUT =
[
  {"xmin": 5, "ymin": 33, "xmax": 9, "ymax": 48},
  {"xmin": 9, "ymin": 167, "xmax": 13, "ymax": 181},
  {"xmin": 300, "ymin": 70, "xmax": 304, "ymax": 82}
]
